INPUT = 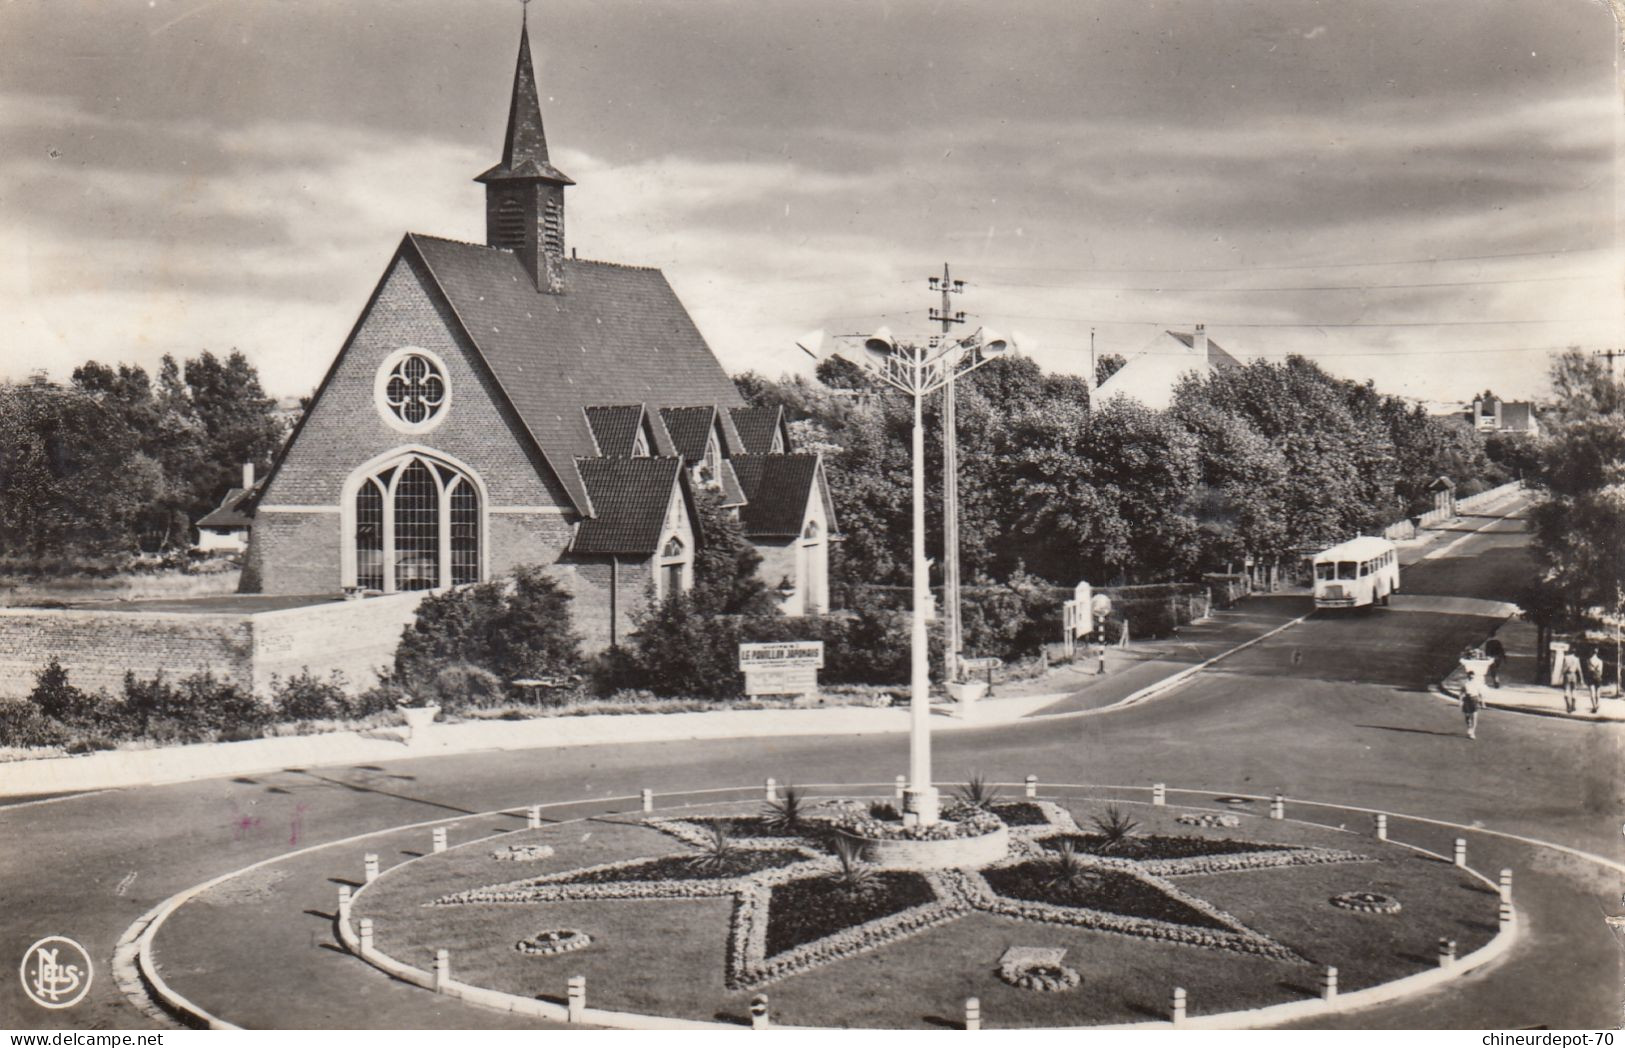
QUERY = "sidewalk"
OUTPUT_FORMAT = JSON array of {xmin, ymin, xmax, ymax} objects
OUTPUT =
[
  {"xmin": 0, "ymin": 594, "xmax": 1315, "ymax": 800},
  {"xmin": 1437, "ymin": 611, "xmax": 1625, "ymax": 723}
]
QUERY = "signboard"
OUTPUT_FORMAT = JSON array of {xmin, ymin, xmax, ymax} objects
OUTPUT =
[
  {"xmin": 740, "ymin": 641, "xmax": 823, "ymax": 696},
  {"xmin": 739, "ymin": 642, "xmax": 824, "ymax": 670},
  {"xmin": 961, "ymin": 657, "xmax": 1003, "ymax": 671}
]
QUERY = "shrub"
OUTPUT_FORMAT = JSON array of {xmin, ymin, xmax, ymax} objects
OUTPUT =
[
  {"xmin": 1091, "ymin": 805, "xmax": 1140, "ymax": 853},
  {"xmin": 617, "ymin": 594, "xmax": 745, "ymax": 699},
  {"xmin": 29, "ymin": 659, "xmax": 103, "ymax": 727},
  {"xmin": 0, "ymin": 699, "xmax": 70, "ymax": 748},
  {"xmin": 762, "ymin": 785, "xmax": 806, "ymax": 834},
  {"xmin": 953, "ymin": 773, "xmax": 1002, "ymax": 812},
  {"xmin": 118, "ymin": 671, "xmax": 269, "ymax": 744},
  {"xmin": 422, "ymin": 661, "xmax": 507, "ymax": 713},
  {"xmin": 395, "ymin": 566, "xmax": 582, "ymax": 694},
  {"xmin": 270, "ymin": 669, "xmax": 353, "ymax": 721}
]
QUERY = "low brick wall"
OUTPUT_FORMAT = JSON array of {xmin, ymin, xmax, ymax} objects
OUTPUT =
[{"xmin": 0, "ymin": 593, "xmax": 423, "ymax": 700}]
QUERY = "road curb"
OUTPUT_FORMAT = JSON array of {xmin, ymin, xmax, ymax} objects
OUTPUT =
[{"xmin": 131, "ymin": 782, "xmax": 1561, "ymax": 1031}]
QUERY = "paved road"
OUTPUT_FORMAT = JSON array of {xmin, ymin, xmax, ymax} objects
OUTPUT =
[{"xmin": 4, "ymin": 497, "xmax": 1620, "ymax": 1029}]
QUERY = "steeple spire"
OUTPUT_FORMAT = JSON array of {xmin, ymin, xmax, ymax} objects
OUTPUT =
[{"xmin": 476, "ymin": 13, "xmax": 573, "ymax": 293}]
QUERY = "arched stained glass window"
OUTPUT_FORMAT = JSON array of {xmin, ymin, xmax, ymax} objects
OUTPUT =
[
  {"xmin": 450, "ymin": 479, "xmax": 479, "ymax": 586},
  {"xmin": 355, "ymin": 479, "xmax": 384, "ymax": 591},
  {"xmin": 348, "ymin": 453, "xmax": 481, "ymax": 593}
]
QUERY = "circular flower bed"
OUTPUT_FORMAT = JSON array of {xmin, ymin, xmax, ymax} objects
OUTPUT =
[
  {"xmin": 1329, "ymin": 890, "xmax": 1402, "ymax": 914},
  {"xmin": 1176, "ymin": 812, "xmax": 1241, "ymax": 828},
  {"xmin": 515, "ymin": 928, "xmax": 592, "ymax": 955},
  {"xmin": 492, "ymin": 844, "xmax": 556, "ymax": 862},
  {"xmin": 998, "ymin": 959, "xmax": 1081, "ymax": 992}
]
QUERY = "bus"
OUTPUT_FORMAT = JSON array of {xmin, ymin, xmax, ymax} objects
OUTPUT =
[{"xmin": 1312, "ymin": 536, "xmax": 1400, "ymax": 610}]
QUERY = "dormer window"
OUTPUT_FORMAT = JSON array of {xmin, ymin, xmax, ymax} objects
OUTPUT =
[
  {"xmin": 631, "ymin": 428, "xmax": 649, "ymax": 457},
  {"xmin": 700, "ymin": 432, "xmax": 722, "ymax": 487}
]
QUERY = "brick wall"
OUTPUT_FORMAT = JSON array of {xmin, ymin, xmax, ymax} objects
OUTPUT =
[
  {"xmin": 0, "ymin": 594, "xmax": 424, "ymax": 700},
  {"xmin": 557, "ymin": 556, "xmax": 655, "ymax": 652},
  {"xmin": 244, "ymin": 511, "xmax": 342, "ymax": 596}
]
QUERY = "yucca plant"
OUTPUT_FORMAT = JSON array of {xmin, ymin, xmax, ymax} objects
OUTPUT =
[
  {"xmin": 1090, "ymin": 805, "xmax": 1140, "ymax": 854},
  {"xmin": 688, "ymin": 819, "xmax": 736, "ymax": 874},
  {"xmin": 831, "ymin": 834, "xmax": 877, "ymax": 897},
  {"xmin": 954, "ymin": 773, "xmax": 1003, "ymax": 812},
  {"xmin": 1045, "ymin": 839, "xmax": 1101, "ymax": 899},
  {"xmin": 762, "ymin": 785, "xmax": 805, "ymax": 834},
  {"xmin": 867, "ymin": 800, "xmax": 900, "ymax": 821}
]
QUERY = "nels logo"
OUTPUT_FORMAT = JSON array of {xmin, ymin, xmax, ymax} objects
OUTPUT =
[{"xmin": 20, "ymin": 936, "xmax": 93, "ymax": 1010}]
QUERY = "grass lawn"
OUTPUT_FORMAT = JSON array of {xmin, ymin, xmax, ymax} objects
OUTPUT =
[{"xmin": 352, "ymin": 800, "xmax": 1498, "ymax": 1029}]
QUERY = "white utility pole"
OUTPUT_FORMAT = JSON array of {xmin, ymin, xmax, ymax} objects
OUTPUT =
[
  {"xmin": 800, "ymin": 326, "xmax": 1011, "ymax": 826},
  {"xmin": 930, "ymin": 264, "xmax": 967, "ymax": 682}
]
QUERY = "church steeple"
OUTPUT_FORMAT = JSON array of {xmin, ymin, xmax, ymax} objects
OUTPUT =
[{"xmin": 476, "ymin": 15, "xmax": 574, "ymax": 294}]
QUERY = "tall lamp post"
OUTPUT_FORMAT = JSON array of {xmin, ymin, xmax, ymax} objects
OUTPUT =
[{"xmin": 800, "ymin": 325, "xmax": 1011, "ymax": 825}]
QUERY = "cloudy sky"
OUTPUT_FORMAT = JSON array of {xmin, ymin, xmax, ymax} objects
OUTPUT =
[{"xmin": 2, "ymin": 0, "xmax": 1620, "ymax": 402}]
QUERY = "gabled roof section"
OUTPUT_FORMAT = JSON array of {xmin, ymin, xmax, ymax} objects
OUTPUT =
[
  {"xmin": 660, "ymin": 405, "xmax": 719, "ymax": 461},
  {"xmin": 730, "ymin": 405, "xmax": 789, "ymax": 454},
  {"xmin": 585, "ymin": 404, "xmax": 647, "ymax": 457},
  {"xmin": 475, "ymin": 21, "xmax": 573, "ymax": 187},
  {"xmin": 571, "ymin": 457, "xmax": 689, "ymax": 555},
  {"xmin": 196, "ymin": 485, "xmax": 258, "ymax": 529},
  {"xmin": 405, "ymin": 234, "xmax": 745, "ymax": 515},
  {"xmin": 730, "ymin": 454, "xmax": 827, "ymax": 539}
]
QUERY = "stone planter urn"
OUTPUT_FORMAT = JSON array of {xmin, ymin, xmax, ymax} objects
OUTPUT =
[
  {"xmin": 946, "ymin": 680, "xmax": 988, "ymax": 718},
  {"xmin": 401, "ymin": 704, "xmax": 441, "ymax": 745}
]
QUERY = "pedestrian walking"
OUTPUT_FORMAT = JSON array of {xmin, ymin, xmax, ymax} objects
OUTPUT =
[
  {"xmin": 1483, "ymin": 632, "xmax": 1506, "ymax": 688},
  {"xmin": 1561, "ymin": 648, "xmax": 1584, "ymax": 714},
  {"xmin": 1585, "ymin": 648, "xmax": 1605, "ymax": 714},
  {"xmin": 1460, "ymin": 668, "xmax": 1483, "ymax": 740}
]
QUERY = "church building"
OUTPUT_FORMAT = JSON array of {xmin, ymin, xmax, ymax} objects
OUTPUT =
[{"xmin": 243, "ymin": 20, "xmax": 834, "ymax": 649}]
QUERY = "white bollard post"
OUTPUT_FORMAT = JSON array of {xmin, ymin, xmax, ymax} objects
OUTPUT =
[
  {"xmin": 750, "ymin": 993, "xmax": 770, "ymax": 1030},
  {"xmin": 1170, "ymin": 987, "xmax": 1187, "ymax": 1025},
  {"xmin": 358, "ymin": 917, "xmax": 374, "ymax": 953},
  {"xmin": 1374, "ymin": 813, "xmax": 1387, "ymax": 840},
  {"xmin": 337, "ymin": 884, "xmax": 352, "ymax": 927},
  {"xmin": 363, "ymin": 853, "xmax": 380, "ymax": 883},
  {"xmin": 895, "ymin": 775, "xmax": 906, "ymax": 801},
  {"xmin": 641, "ymin": 789, "xmax": 653, "ymax": 813},
  {"xmin": 434, "ymin": 949, "xmax": 450, "ymax": 991},
  {"xmin": 765, "ymin": 778, "xmax": 778, "ymax": 802},
  {"xmin": 1498, "ymin": 868, "xmax": 1512, "ymax": 902},
  {"xmin": 1437, "ymin": 938, "xmax": 1456, "ymax": 968},
  {"xmin": 1152, "ymin": 783, "xmax": 1166, "ymax": 807},
  {"xmin": 567, "ymin": 975, "xmax": 586, "ymax": 1023},
  {"xmin": 964, "ymin": 997, "xmax": 981, "ymax": 1031},
  {"xmin": 1320, "ymin": 966, "xmax": 1338, "ymax": 1002},
  {"xmin": 527, "ymin": 805, "xmax": 542, "ymax": 829},
  {"xmin": 432, "ymin": 827, "xmax": 448, "ymax": 853},
  {"xmin": 1499, "ymin": 901, "xmax": 1515, "ymax": 927},
  {"xmin": 1270, "ymin": 794, "xmax": 1285, "ymax": 820},
  {"xmin": 1024, "ymin": 775, "xmax": 1038, "ymax": 799},
  {"xmin": 1453, "ymin": 838, "xmax": 1467, "ymax": 868}
]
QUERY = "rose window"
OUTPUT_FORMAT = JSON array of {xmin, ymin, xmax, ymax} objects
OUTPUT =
[{"xmin": 384, "ymin": 354, "xmax": 446, "ymax": 425}]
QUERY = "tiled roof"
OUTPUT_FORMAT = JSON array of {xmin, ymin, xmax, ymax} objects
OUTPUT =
[
  {"xmin": 570, "ymin": 457, "xmax": 687, "ymax": 555},
  {"xmin": 585, "ymin": 404, "xmax": 645, "ymax": 456},
  {"xmin": 197, "ymin": 487, "xmax": 256, "ymax": 529},
  {"xmin": 660, "ymin": 405, "xmax": 718, "ymax": 461},
  {"xmin": 730, "ymin": 454, "xmax": 822, "ymax": 538},
  {"xmin": 407, "ymin": 234, "xmax": 745, "ymax": 514},
  {"xmin": 729, "ymin": 406, "xmax": 787, "ymax": 454}
]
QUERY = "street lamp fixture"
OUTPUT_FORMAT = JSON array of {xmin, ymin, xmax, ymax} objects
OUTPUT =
[{"xmin": 799, "ymin": 324, "xmax": 1012, "ymax": 825}]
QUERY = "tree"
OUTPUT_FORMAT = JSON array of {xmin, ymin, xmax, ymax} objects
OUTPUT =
[
  {"xmin": 1526, "ymin": 350, "xmax": 1625, "ymax": 624},
  {"xmin": 689, "ymin": 487, "xmax": 777, "ymax": 618},
  {"xmin": 0, "ymin": 380, "xmax": 167, "ymax": 559},
  {"xmin": 1095, "ymin": 352, "xmax": 1127, "ymax": 387}
]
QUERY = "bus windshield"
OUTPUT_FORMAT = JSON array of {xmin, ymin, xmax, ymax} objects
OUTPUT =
[
  {"xmin": 1337, "ymin": 562, "xmax": 1358, "ymax": 579},
  {"xmin": 1315, "ymin": 563, "xmax": 1335, "ymax": 581}
]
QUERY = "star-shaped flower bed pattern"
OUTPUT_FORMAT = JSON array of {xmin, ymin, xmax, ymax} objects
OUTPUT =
[{"xmin": 431, "ymin": 801, "xmax": 1370, "ymax": 990}]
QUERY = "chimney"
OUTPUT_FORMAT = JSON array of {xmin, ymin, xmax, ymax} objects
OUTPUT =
[
  {"xmin": 1193, "ymin": 324, "xmax": 1208, "ymax": 359},
  {"xmin": 242, "ymin": 462, "xmax": 255, "ymax": 489}
]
